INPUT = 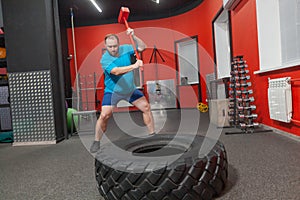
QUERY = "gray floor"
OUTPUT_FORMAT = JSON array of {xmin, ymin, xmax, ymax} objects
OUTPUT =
[{"xmin": 0, "ymin": 109, "xmax": 299, "ymax": 200}]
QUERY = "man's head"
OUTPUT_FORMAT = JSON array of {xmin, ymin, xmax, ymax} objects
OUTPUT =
[{"xmin": 105, "ymin": 34, "xmax": 119, "ymax": 57}]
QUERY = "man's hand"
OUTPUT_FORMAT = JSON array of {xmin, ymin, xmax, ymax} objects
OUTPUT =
[
  {"xmin": 126, "ymin": 28, "xmax": 146, "ymax": 52},
  {"xmin": 126, "ymin": 28, "xmax": 134, "ymax": 36},
  {"xmin": 133, "ymin": 59, "xmax": 143, "ymax": 69},
  {"xmin": 111, "ymin": 59, "xmax": 143, "ymax": 76}
]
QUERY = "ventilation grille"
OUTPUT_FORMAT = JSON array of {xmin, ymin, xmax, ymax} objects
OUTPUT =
[
  {"xmin": 268, "ymin": 77, "xmax": 292, "ymax": 123},
  {"xmin": 8, "ymin": 70, "xmax": 56, "ymax": 143}
]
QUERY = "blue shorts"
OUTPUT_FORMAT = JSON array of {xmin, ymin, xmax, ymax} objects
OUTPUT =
[{"xmin": 102, "ymin": 89, "xmax": 144, "ymax": 106}]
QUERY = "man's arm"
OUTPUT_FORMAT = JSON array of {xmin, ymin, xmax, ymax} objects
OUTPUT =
[
  {"xmin": 127, "ymin": 28, "xmax": 146, "ymax": 52},
  {"xmin": 110, "ymin": 60, "xmax": 143, "ymax": 76},
  {"xmin": 133, "ymin": 35, "xmax": 146, "ymax": 52}
]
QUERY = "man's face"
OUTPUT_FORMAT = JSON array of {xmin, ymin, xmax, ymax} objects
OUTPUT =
[{"xmin": 105, "ymin": 38, "xmax": 119, "ymax": 57}]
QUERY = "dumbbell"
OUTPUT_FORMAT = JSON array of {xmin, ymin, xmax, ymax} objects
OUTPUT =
[
  {"xmin": 237, "ymin": 97, "xmax": 255, "ymax": 102},
  {"xmin": 233, "ymin": 63, "xmax": 248, "ymax": 69},
  {"xmin": 238, "ymin": 69, "xmax": 249, "ymax": 74},
  {"xmin": 232, "ymin": 60, "xmax": 246, "ymax": 65},
  {"xmin": 239, "ymin": 114, "xmax": 258, "ymax": 119},
  {"xmin": 230, "ymin": 70, "xmax": 239, "ymax": 75},
  {"xmin": 230, "ymin": 75, "xmax": 250, "ymax": 81},
  {"xmin": 237, "ymin": 105, "xmax": 256, "ymax": 111},
  {"xmin": 228, "ymin": 111, "xmax": 236, "ymax": 116},
  {"xmin": 230, "ymin": 89, "xmax": 253, "ymax": 95},
  {"xmin": 240, "ymin": 122, "xmax": 259, "ymax": 129},
  {"xmin": 230, "ymin": 82, "xmax": 252, "ymax": 88}
]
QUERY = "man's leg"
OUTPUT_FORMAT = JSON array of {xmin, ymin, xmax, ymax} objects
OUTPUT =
[
  {"xmin": 132, "ymin": 96, "xmax": 155, "ymax": 134},
  {"xmin": 90, "ymin": 105, "xmax": 113, "ymax": 153},
  {"xmin": 95, "ymin": 105, "xmax": 113, "ymax": 141}
]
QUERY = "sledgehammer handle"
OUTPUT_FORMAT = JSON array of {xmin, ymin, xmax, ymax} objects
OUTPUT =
[{"xmin": 123, "ymin": 17, "xmax": 141, "ymax": 60}]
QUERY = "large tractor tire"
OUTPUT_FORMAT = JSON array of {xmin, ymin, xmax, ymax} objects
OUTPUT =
[{"xmin": 95, "ymin": 134, "xmax": 228, "ymax": 200}]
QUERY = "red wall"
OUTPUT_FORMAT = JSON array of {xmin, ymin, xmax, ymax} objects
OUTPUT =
[
  {"xmin": 68, "ymin": 0, "xmax": 221, "ymax": 110},
  {"xmin": 67, "ymin": 0, "xmax": 300, "ymax": 136},
  {"xmin": 230, "ymin": 0, "xmax": 300, "ymax": 136}
]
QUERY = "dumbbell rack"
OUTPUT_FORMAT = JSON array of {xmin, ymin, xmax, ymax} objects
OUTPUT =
[{"xmin": 227, "ymin": 55, "xmax": 258, "ymax": 133}]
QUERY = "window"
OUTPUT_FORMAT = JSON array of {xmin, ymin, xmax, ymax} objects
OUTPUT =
[
  {"xmin": 213, "ymin": 10, "xmax": 232, "ymax": 79},
  {"xmin": 255, "ymin": 0, "xmax": 300, "ymax": 74},
  {"xmin": 279, "ymin": 0, "xmax": 300, "ymax": 66},
  {"xmin": 175, "ymin": 37, "xmax": 199, "ymax": 85}
]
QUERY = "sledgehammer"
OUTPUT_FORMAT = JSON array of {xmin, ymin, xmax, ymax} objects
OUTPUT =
[{"xmin": 118, "ymin": 7, "xmax": 141, "ymax": 60}]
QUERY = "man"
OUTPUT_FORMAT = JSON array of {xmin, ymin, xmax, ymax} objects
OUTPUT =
[{"xmin": 90, "ymin": 29, "xmax": 155, "ymax": 153}]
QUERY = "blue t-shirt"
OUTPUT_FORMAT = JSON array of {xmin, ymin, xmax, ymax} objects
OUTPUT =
[{"xmin": 100, "ymin": 44, "xmax": 136, "ymax": 94}]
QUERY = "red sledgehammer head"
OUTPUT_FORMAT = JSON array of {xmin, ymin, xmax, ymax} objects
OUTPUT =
[{"xmin": 118, "ymin": 7, "xmax": 130, "ymax": 24}]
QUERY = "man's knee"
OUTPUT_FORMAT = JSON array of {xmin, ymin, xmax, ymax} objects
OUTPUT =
[
  {"xmin": 100, "ymin": 111, "xmax": 112, "ymax": 121},
  {"xmin": 141, "ymin": 101, "xmax": 151, "ymax": 113}
]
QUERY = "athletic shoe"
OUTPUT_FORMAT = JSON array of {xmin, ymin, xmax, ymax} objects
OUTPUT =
[
  {"xmin": 90, "ymin": 140, "xmax": 100, "ymax": 153},
  {"xmin": 149, "ymin": 132, "xmax": 156, "ymax": 136}
]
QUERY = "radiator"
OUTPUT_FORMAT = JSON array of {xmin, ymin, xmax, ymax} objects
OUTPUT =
[{"xmin": 268, "ymin": 77, "xmax": 292, "ymax": 123}]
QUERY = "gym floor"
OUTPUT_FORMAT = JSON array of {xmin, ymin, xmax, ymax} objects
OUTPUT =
[{"xmin": 0, "ymin": 109, "xmax": 299, "ymax": 200}]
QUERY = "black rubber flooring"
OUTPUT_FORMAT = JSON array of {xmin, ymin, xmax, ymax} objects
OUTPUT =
[{"xmin": 0, "ymin": 109, "xmax": 299, "ymax": 200}]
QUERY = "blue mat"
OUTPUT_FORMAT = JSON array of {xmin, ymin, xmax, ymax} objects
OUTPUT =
[{"xmin": 0, "ymin": 131, "xmax": 14, "ymax": 143}]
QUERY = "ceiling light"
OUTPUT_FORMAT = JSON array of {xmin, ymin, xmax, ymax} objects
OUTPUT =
[
  {"xmin": 151, "ymin": 0, "xmax": 159, "ymax": 4},
  {"xmin": 89, "ymin": 0, "xmax": 102, "ymax": 13}
]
